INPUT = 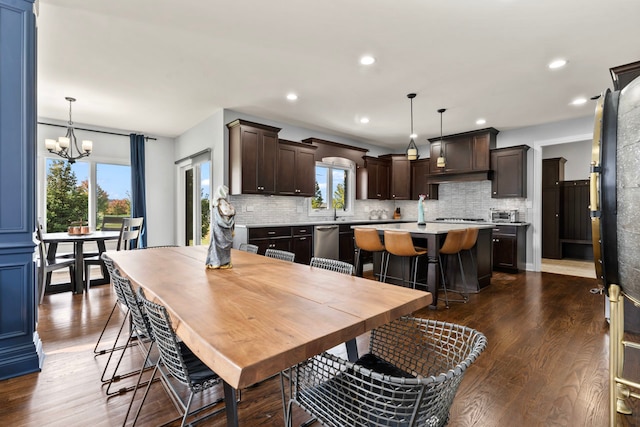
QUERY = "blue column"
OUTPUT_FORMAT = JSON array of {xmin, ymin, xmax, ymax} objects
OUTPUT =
[{"xmin": 0, "ymin": 0, "xmax": 40, "ymax": 380}]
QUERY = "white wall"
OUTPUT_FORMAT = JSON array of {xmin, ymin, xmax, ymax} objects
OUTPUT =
[
  {"xmin": 543, "ymin": 140, "xmax": 591, "ymax": 180},
  {"xmin": 37, "ymin": 119, "xmax": 176, "ymax": 247},
  {"xmin": 495, "ymin": 115, "xmax": 593, "ymax": 270}
]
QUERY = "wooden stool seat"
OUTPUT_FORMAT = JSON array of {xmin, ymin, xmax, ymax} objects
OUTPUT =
[
  {"xmin": 438, "ymin": 229, "xmax": 470, "ymax": 308},
  {"xmin": 382, "ymin": 230, "xmax": 427, "ymax": 290},
  {"xmin": 354, "ymin": 228, "xmax": 387, "ymax": 280}
]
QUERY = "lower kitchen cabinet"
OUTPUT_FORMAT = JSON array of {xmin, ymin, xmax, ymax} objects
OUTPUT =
[
  {"xmin": 247, "ymin": 226, "xmax": 292, "ymax": 256},
  {"xmin": 492, "ymin": 225, "xmax": 526, "ymax": 272},
  {"xmin": 292, "ymin": 226, "xmax": 313, "ymax": 265},
  {"xmin": 338, "ymin": 224, "xmax": 355, "ymax": 265}
]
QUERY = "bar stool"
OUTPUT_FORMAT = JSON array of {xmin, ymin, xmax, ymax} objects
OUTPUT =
[
  {"xmin": 438, "ymin": 229, "xmax": 469, "ymax": 308},
  {"xmin": 460, "ymin": 227, "xmax": 479, "ymax": 290},
  {"xmin": 354, "ymin": 228, "xmax": 387, "ymax": 280},
  {"xmin": 382, "ymin": 230, "xmax": 427, "ymax": 290}
]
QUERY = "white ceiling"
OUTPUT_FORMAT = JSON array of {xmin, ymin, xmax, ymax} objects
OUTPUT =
[{"xmin": 36, "ymin": 0, "xmax": 640, "ymax": 150}]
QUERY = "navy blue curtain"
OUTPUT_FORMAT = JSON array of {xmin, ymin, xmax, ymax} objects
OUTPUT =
[{"xmin": 130, "ymin": 134, "xmax": 147, "ymax": 248}]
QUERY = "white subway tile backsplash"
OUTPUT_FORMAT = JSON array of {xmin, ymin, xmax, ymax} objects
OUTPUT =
[{"xmin": 230, "ymin": 180, "xmax": 528, "ymax": 225}]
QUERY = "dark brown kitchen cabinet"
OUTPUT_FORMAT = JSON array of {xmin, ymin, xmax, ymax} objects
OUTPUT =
[
  {"xmin": 227, "ymin": 119, "xmax": 280, "ymax": 195},
  {"xmin": 410, "ymin": 158, "xmax": 438, "ymax": 200},
  {"xmin": 491, "ymin": 145, "xmax": 529, "ymax": 198},
  {"xmin": 338, "ymin": 224, "xmax": 355, "ymax": 266},
  {"xmin": 380, "ymin": 154, "xmax": 410, "ymax": 200},
  {"xmin": 429, "ymin": 128, "xmax": 498, "ymax": 176},
  {"xmin": 292, "ymin": 226, "xmax": 313, "ymax": 265},
  {"xmin": 560, "ymin": 180, "xmax": 593, "ymax": 260},
  {"xmin": 277, "ymin": 140, "xmax": 317, "ymax": 196},
  {"xmin": 362, "ymin": 156, "xmax": 389, "ymax": 200},
  {"xmin": 542, "ymin": 158, "xmax": 566, "ymax": 259},
  {"xmin": 247, "ymin": 226, "xmax": 291, "ymax": 255},
  {"xmin": 492, "ymin": 225, "xmax": 526, "ymax": 272}
]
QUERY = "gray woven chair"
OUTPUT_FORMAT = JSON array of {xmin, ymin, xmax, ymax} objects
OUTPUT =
[
  {"xmin": 265, "ymin": 248, "xmax": 295, "ymax": 262},
  {"xmin": 239, "ymin": 243, "xmax": 259, "ymax": 254},
  {"xmin": 310, "ymin": 257, "xmax": 354, "ymax": 275},
  {"xmin": 100, "ymin": 268, "xmax": 154, "ymax": 395},
  {"xmin": 135, "ymin": 290, "xmax": 225, "ymax": 426},
  {"xmin": 93, "ymin": 253, "xmax": 131, "ymax": 357},
  {"xmin": 283, "ymin": 317, "xmax": 487, "ymax": 427}
]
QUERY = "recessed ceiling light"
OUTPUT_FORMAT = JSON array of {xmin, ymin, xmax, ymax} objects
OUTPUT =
[
  {"xmin": 476, "ymin": 119, "xmax": 486, "ymax": 125},
  {"xmin": 548, "ymin": 59, "xmax": 567, "ymax": 69},
  {"xmin": 571, "ymin": 97, "xmax": 587, "ymax": 106},
  {"xmin": 360, "ymin": 55, "xmax": 375, "ymax": 66},
  {"xmin": 286, "ymin": 93, "xmax": 298, "ymax": 101},
  {"xmin": 360, "ymin": 117, "xmax": 370, "ymax": 124}
]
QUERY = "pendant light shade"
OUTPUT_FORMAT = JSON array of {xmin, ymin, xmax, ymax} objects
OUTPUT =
[
  {"xmin": 436, "ymin": 108, "xmax": 446, "ymax": 168},
  {"xmin": 406, "ymin": 93, "xmax": 419, "ymax": 160}
]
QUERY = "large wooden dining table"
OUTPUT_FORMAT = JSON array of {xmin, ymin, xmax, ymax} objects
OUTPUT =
[
  {"xmin": 107, "ymin": 246, "xmax": 432, "ymax": 427},
  {"xmin": 42, "ymin": 230, "xmax": 121, "ymax": 294}
]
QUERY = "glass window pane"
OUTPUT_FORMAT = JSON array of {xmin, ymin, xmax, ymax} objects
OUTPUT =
[
  {"xmin": 313, "ymin": 166, "xmax": 328, "ymax": 210},
  {"xmin": 200, "ymin": 162, "xmax": 210, "ymax": 245},
  {"xmin": 45, "ymin": 159, "xmax": 89, "ymax": 232},
  {"xmin": 332, "ymin": 168, "xmax": 347, "ymax": 210},
  {"xmin": 96, "ymin": 163, "xmax": 131, "ymax": 229}
]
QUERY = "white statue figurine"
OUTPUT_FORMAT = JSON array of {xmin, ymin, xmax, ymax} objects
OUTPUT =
[{"xmin": 206, "ymin": 185, "xmax": 235, "ymax": 269}]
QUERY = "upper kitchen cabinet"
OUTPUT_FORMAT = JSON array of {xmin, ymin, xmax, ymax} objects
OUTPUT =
[
  {"xmin": 361, "ymin": 156, "xmax": 389, "ymax": 200},
  {"xmin": 410, "ymin": 158, "xmax": 438, "ymax": 200},
  {"xmin": 227, "ymin": 119, "xmax": 281, "ymax": 195},
  {"xmin": 490, "ymin": 145, "xmax": 529, "ymax": 198},
  {"xmin": 380, "ymin": 154, "xmax": 410, "ymax": 200},
  {"xmin": 428, "ymin": 128, "xmax": 498, "ymax": 181},
  {"xmin": 277, "ymin": 140, "xmax": 317, "ymax": 196}
]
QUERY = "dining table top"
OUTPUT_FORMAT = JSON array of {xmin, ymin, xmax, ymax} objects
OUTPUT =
[
  {"xmin": 106, "ymin": 246, "xmax": 432, "ymax": 390},
  {"xmin": 41, "ymin": 230, "xmax": 121, "ymax": 242}
]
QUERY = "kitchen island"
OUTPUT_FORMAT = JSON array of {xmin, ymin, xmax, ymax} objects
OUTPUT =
[{"xmin": 353, "ymin": 222, "xmax": 494, "ymax": 308}]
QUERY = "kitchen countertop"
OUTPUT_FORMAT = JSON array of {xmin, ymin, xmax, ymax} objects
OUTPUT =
[
  {"xmin": 353, "ymin": 222, "xmax": 496, "ymax": 235},
  {"xmin": 235, "ymin": 219, "xmax": 529, "ymax": 228},
  {"xmin": 235, "ymin": 219, "xmax": 414, "ymax": 228}
]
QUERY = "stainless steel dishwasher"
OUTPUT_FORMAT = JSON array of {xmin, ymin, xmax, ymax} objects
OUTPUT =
[{"xmin": 313, "ymin": 225, "xmax": 339, "ymax": 260}]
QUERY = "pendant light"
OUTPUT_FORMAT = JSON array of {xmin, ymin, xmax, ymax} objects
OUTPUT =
[
  {"xmin": 436, "ymin": 108, "xmax": 446, "ymax": 168},
  {"xmin": 44, "ymin": 97, "xmax": 93, "ymax": 164},
  {"xmin": 406, "ymin": 93, "xmax": 419, "ymax": 160}
]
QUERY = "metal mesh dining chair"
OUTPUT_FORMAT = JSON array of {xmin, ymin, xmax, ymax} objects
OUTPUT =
[
  {"xmin": 134, "ymin": 290, "xmax": 225, "ymax": 427},
  {"xmin": 100, "ymin": 268, "xmax": 154, "ymax": 396},
  {"xmin": 310, "ymin": 257, "xmax": 354, "ymax": 275},
  {"xmin": 283, "ymin": 317, "xmax": 487, "ymax": 427},
  {"xmin": 239, "ymin": 243, "xmax": 259, "ymax": 253},
  {"xmin": 265, "ymin": 248, "xmax": 295, "ymax": 262},
  {"xmin": 93, "ymin": 253, "xmax": 131, "ymax": 357}
]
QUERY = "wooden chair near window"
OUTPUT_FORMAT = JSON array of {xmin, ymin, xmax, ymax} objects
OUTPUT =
[
  {"xmin": 35, "ymin": 223, "xmax": 76, "ymax": 304},
  {"xmin": 84, "ymin": 217, "xmax": 143, "ymax": 290}
]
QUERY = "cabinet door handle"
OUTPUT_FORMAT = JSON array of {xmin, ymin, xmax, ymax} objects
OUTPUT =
[
  {"xmin": 299, "ymin": 237, "xmax": 306, "ymax": 241},
  {"xmin": 493, "ymin": 191, "xmax": 497, "ymax": 194},
  {"xmin": 495, "ymin": 239, "xmax": 500, "ymax": 242},
  {"xmin": 268, "ymin": 231, "xmax": 276, "ymax": 235}
]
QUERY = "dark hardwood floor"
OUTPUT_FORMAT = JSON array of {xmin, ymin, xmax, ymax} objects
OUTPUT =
[{"xmin": 2, "ymin": 269, "xmax": 639, "ymax": 426}]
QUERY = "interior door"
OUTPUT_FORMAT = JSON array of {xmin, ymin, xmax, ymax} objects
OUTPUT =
[{"xmin": 180, "ymin": 159, "xmax": 211, "ymax": 246}]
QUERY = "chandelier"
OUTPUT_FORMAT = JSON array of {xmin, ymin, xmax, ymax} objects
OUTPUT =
[
  {"xmin": 45, "ymin": 97, "xmax": 93, "ymax": 164},
  {"xmin": 406, "ymin": 93, "xmax": 419, "ymax": 160}
]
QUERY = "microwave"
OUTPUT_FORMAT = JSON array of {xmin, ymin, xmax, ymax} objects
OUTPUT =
[{"xmin": 491, "ymin": 209, "xmax": 518, "ymax": 223}]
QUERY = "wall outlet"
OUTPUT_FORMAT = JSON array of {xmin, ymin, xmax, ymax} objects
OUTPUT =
[{"xmin": 246, "ymin": 205, "xmax": 254, "ymax": 212}]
